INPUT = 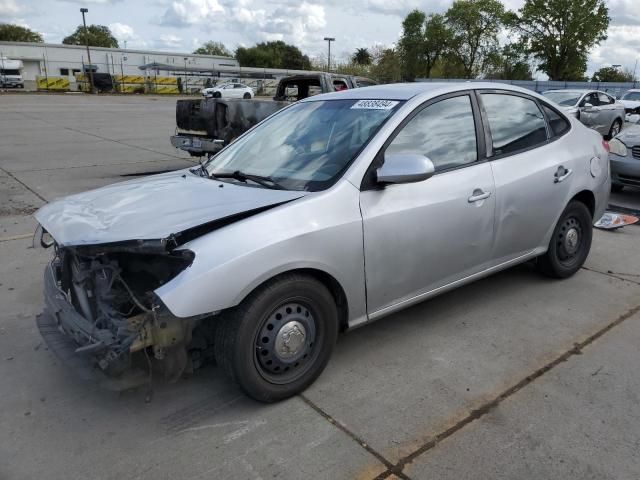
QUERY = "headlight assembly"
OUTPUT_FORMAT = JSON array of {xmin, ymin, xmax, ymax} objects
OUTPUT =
[{"xmin": 609, "ymin": 138, "xmax": 628, "ymax": 157}]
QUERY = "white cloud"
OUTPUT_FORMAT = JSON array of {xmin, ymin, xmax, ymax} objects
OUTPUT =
[
  {"xmin": 0, "ymin": 0, "xmax": 20, "ymax": 16},
  {"xmin": 589, "ymin": 24, "xmax": 640, "ymax": 73},
  {"xmin": 160, "ymin": 0, "xmax": 326, "ymax": 50},
  {"xmin": 156, "ymin": 33, "xmax": 183, "ymax": 49},
  {"xmin": 160, "ymin": 0, "xmax": 224, "ymax": 27},
  {"xmin": 56, "ymin": 0, "xmax": 123, "ymax": 4},
  {"xmin": 109, "ymin": 22, "xmax": 135, "ymax": 41}
]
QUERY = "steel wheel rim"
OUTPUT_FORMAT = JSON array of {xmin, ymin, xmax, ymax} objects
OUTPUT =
[
  {"xmin": 556, "ymin": 216, "xmax": 583, "ymax": 265},
  {"xmin": 254, "ymin": 301, "xmax": 318, "ymax": 384}
]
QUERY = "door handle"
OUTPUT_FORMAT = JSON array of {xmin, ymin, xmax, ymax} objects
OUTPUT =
[
  {"xmin": 468, "ymin": 189, "xmax": 491, "ymax": 203},
  {"xmin": 554, "ymin": 167, "xmax": 573, "ymax": 183}
]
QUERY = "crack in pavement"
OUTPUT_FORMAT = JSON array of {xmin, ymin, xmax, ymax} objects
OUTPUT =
[
  {"xmin": 0, "ymin": 165, "xmax": 48, "ymax": 203},
  {"xmin": 9, "ymin": 110, "xmax": 186, "ymax": 161},
  {"xmin": 299, "ymin": 394, "xmax": 412, "ymax": 480},
  {"xmin": 368, "ymin": 302, "xmax": 640, "ymax": 479},
  {"xmin": 7, "ymin": 157, "xmax": 197, "ymax": 174},
  {"xmin": 582, "ymin": 265, "xmax": 640, "ymax": 286}
]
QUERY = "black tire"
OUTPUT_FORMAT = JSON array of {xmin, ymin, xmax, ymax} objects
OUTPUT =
[
  {"xmin": 537, "ymin": 201, "xmax": 593, "ymax": 279},
  {"xmin": 611, "ymin": 183, "xmax": 624, "ymax": 193},
  {"xmin": 213, "ymin": 91, "xmax": 221, "ymax": 98},
  {"xmin": 243, "ymin": 92, "xmax": 251, "ymax": 99},
  {"xmin": 214, "ymin": 273, "xmax": 338, "ymax": 402},
  {"xmin": 608, "ymin": 119, "xmax": 622, "ymax": 139}
]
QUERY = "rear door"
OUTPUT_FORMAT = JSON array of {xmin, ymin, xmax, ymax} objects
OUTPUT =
[
  {"xmin": 479, "ymin": 91, "xmax": 574, "ymax": 263},
  {"xmin": 360, "ymin": 92, "xmax": 496, "ymax": 315}
]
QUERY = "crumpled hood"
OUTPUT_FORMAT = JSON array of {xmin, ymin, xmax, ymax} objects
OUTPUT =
[
  {"xmin": 621, "ymin": 99, "xmax": 640, "ymax": 109},
  {"xmin": 35, "ymin": 169, "xmax": 306, "ymax": 247},
  {"xmin": 616, "ymin": 124, "xmax": 640, "ymax": 146}
]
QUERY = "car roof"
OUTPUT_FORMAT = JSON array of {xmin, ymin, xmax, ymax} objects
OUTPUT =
[
  {"xmin": 543, "ymin": 89, "xmax": 591, "ymax": 94},
  {"xmin": 304, "ymin": 82, "xmax": 548, "ymax": 102}
]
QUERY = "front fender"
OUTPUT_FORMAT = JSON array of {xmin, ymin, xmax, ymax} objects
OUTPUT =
[{"xmin": 154, "ymin": 181, "xmax": 367, "ymax": 326}]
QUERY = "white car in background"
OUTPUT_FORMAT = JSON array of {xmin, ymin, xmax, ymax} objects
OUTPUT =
[
  {"xmin": 202, "ymin": 82, "xmax": 254, "ymax": 99},
  {"xmin": 619, "ymin": 89, "xmax": 640, "ymax": 114}
]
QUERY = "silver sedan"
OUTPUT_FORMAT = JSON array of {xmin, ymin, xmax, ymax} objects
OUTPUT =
[
  {"xmin": 35, "ymin": 83, "xmax": 610, "ymax": 402},
  {"xmin": 542, "ymin": 89, "xmax": 625, "ymax": 138},
  {"xmin": 609, "ymin": 123, "xmax": 640, "ymax": 192}
]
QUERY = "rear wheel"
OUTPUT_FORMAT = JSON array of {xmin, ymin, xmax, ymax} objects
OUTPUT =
[
  {"xmin": 215, "ymin": 274, "xmax": 338, "ymax": 402},
  {"xmin": 243, "ymin": 92, "xmax": 251, "ymax": 99},
  {"xmin": 537, "ymin": 201, "xmax": 593, "ymax": 278}
]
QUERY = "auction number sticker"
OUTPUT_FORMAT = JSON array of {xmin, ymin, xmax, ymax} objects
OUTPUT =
[{"xmin": 351, "ymin": 100, "xmax": 399, "ymax": 110}]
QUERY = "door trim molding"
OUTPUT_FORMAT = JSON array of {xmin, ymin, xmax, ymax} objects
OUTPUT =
[{"xmin": 366, "ymin": 248, "xmax": 542, "ymax": 323}]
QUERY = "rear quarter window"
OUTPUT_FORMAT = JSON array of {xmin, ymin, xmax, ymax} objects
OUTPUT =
[{"xmin": 541, "ymin": 104, "xmax": 570, "ymax": 138}]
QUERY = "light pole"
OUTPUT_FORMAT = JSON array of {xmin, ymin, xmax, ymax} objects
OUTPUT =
[
  {"xmin": 80, "ymin": 8, "xmax": 94, "ymax": 93},
  {"xmin": 323, "ymin": 37, "xmax": 335, "ymax": 72},
  {"xmin": 183, "ymin": 57, "xmax": 188, "ymax": 94}
]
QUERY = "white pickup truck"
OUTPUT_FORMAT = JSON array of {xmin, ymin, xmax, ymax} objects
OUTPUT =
[{"xmin": 0, "ymin": 58, "xmax": 24, "ymax": 88}]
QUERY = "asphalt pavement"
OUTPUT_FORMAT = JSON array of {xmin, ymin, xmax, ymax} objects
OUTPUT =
[{"xmin": 1, "ymin": 93, "xmax": 639, "ymax": 480}]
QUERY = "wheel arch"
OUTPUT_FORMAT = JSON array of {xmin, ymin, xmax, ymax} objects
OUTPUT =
[
  {"xmin": 235, "ymin": 267, "xmax": 350, "ymax": 333},
  {"xmin": 570, "ymin": 189, "xmax": 595, "ymax": 218}
]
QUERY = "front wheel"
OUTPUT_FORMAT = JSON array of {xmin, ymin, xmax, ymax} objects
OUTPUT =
[
  {"xmin": 608, "ymin": 119, "xmax": 622, "ymax": 139},
  {"xmin": 215, "ymin": 274, "xmax": 338, "ymax": 402},
  {"xmin": 213, "ymin": 91, "xmax": 221, "ymax": 98},
  {"xmin": 537, "ymin": 201, "xmax": 593, "ymax": 279}
]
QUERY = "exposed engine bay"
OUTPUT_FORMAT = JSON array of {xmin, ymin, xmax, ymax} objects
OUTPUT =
[{"xmin": 45, "ymin": 243, "xmax": 212, "ymax": 386}]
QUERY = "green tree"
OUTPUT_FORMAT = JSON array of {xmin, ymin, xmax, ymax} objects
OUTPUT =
[
  {"xmin": 485, "ymin": 44, "xmax": 534, "ymax": 80},
  {"xmin": 193, "ymin": 41, "xmax": 232, "ymax": 56},
  {"xmin": 591, "ymin": 66, "xmax": 634, "ymax": 82},
  {"xmin": 235, "ymin": 41, "xmax": 311, "ymax": 70},
  {"xmin": 62, "ymin": 25, "xmax": 118, "ymax": 48},
  {"xmin": 445, "ymin": 0, "xmax": 505, "ymax": 78},
  {"xmin": 398, "ymin": 9, "xmax": 427, "ymax": 81},
  {"xmin": 370, "ymin": 47, "xmax": 402, "ymax": 83},
  {"xmin": 352, "ymin": 48, "xmax": 372, "ymax": 66},
  {"xmin": 508, "ymin": 0, "xmax": 609, "ymax": 81},
  {"xmin": 423, "ymin": 13, "xmax": 454, "ymax": 78},
  {"xmin": 430, "ymin": 55, "xmax": 467, "ymax": 78},
  {"xmin": 0, "ymin": 24, "xmax": 43, "ymax": 42}
]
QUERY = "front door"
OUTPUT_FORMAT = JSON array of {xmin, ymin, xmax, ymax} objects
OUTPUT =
[{"xmin": 360, "ymin": 93, "xmax": 496, "ymax": 316}]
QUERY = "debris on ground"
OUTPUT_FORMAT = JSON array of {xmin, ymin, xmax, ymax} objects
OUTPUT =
[{"xmin": 594, "ymin": 212, "xmax": 639, "ymax": 230}]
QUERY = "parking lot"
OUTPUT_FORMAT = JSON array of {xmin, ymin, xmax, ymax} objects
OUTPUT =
[{"xmin": 2, "ymin": 93, "xmax": 640, "ymax": 480}]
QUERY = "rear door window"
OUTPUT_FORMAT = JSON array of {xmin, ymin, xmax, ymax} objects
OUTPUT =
[{"xmin": 480, "ymin": 93, "xmax": 548, "ymax": 156}]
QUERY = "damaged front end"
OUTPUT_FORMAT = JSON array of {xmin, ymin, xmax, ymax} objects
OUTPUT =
[{"xmin": 39, "ymin": 237, "xmax": 203, "ymax": 390}]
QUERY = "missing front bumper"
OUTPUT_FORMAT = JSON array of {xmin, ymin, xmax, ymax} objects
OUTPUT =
[{"xmin": 39, "ymin": 261, "xmax": 196, "ymax": 390}]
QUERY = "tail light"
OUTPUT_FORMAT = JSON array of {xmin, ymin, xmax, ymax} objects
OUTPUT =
[{"xmin": 602, "ymin": 139, "xmax": 610, "ymax": 153}]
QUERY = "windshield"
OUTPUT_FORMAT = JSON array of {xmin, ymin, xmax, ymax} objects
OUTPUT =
[
  {"xmin": 542, "ymin": 91, "xmax": 582, "ymax": 106},
  {"xmin": 205, "ymin": 99, "xmax": 401, "ymax": 191},
  {"xmin": 622, "ymin": 91, "xmax": 640, "ymax": 101}
]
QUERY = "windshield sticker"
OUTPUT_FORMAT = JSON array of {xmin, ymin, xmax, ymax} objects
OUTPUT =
[{"xmin": 351, "ymin": 100, "xmax": 399, "ymax": 110}]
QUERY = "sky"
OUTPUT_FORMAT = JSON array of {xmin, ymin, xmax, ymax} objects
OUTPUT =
[{"xmin": 1, "ymin": 0, "xmax": 639, "ymax": 78}]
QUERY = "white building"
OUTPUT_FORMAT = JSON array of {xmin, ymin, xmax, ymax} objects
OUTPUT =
[{"xmin": 0, "ymin": 41, "xmax": 240, "ymax": 90}]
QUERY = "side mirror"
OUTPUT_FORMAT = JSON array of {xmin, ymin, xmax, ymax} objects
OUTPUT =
[
  {"xmin": 376, "ymin": 153, "xmax": 435, "ymax": 185},
  {"xmin": 582, "ymin": 102, "xmax": 594, "ymax": 109}
]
